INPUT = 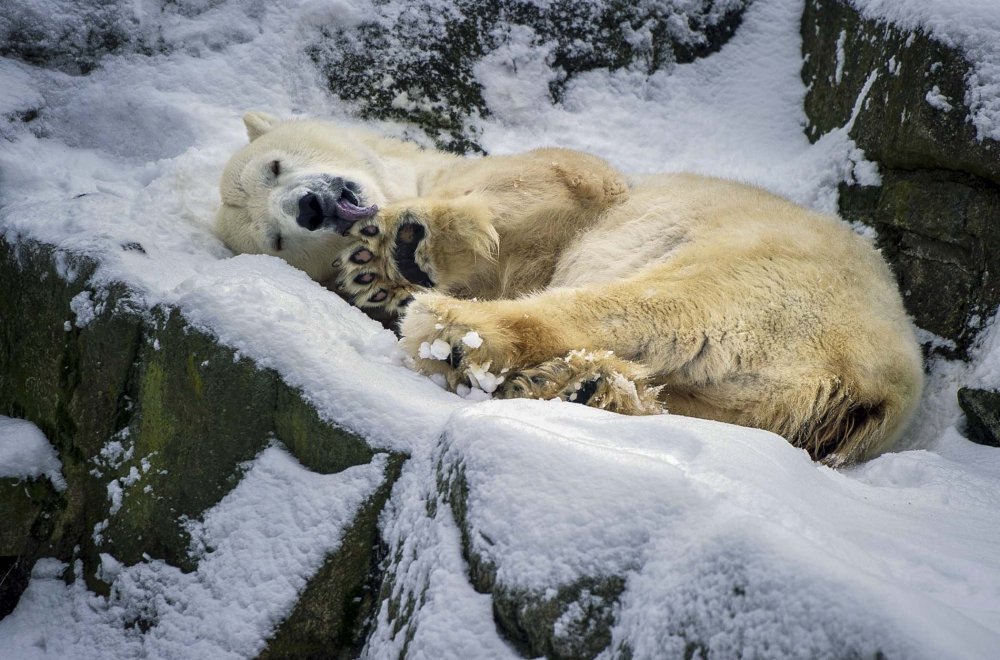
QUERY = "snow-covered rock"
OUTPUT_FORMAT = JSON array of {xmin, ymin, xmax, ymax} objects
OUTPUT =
[
  {"xmin": 2, "ymin": 0, "xmax": 1000, "ymax": 657},
  {"xmin": 308, "ymin": 0, "xmax": 750, "ymax": 152}
]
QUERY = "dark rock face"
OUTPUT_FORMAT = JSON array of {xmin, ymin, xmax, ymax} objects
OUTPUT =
[
  {"xmin": 801, "ymin": 0, "xmax": 1000, "ymax": 357},
  {"xmin": 958, "ymin": 388, "xmax": 1000, "ymax": 447},
  {"xmin": 838, "ymin": 169, "xmax": 1000, "ymax": 352},
  {"xmin": 309, "ymin": 0, "xmax": 748, "ymax": 153},
  {"xmin": 0, "ymin": 237, "xmax": 403, "ymax": 649}
]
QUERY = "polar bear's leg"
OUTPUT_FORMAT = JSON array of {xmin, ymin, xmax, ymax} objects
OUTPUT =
[
  {"xmin": 398, "ymin": 282, "xmax": 714, "ymax": 414},
  {"xmin": 329, "ymin": 149, "xmax": 628, "ymax": 316}
]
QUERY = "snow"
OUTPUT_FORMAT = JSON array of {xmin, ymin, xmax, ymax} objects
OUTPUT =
[
  {"xmin": 69, "ymin": 290, "xmax": 99, "ymax": 328},
  {"xmin": 443, "ymin": 401, "xmax": 1000, "ymax": 659},
  {"xmin": 0, "ymin": 446, "xmax": 387, "ymax": 658},
  {"xmin": 926, "ymin": 84, "xmax": 955, "ymax": 112},
  {"xmin": 835, "ymin": 29, "xmax": 848, "ymax": 84},
  {"xmin": 1, "ymin": 0, "xmax": 999, "ymax": 657},
  {"xmin": 460, "ymin": 330, "xmax": 483, "ymax": 349},
  {"xmin": 0, "ymin": 416, "xmax": 66, "ymax": 491},
  {"xmin": 428, "ymin": 338, "xmax": 453, "ymax": 361}
]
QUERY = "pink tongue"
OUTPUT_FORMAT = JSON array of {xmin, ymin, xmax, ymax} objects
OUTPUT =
[{"xmin": 334, "ymin": 198, "xmax": 379, "ymax": 221}]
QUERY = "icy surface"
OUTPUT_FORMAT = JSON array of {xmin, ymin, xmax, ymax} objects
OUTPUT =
[
  {"xmin": 0, "ymin": 0, "xmax": 999, "ymax": 657},
  {"xmin": 0, "ymin": 416, "xmax": 66, "ymax": 491}
]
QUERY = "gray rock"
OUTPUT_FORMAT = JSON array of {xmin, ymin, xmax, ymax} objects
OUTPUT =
[
  {"xmin": 308, "ymin": 0, "xmax": 748, "ymax": 153},
  {"xmin": 0, "ymin": 236, "xmax": 403, "ymax": 649},
  {"xmin": 0, "ymin": 0, "xmax": 162, "ymax": 75},
  {"xmin": 958, "ymin": 388, "xmax": 1000, "ymax": 447},
  {"xmin": 801, "ymin": 0, "xmax": 1000, "ymax": 357}
]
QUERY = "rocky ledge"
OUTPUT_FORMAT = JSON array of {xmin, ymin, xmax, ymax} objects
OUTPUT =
[{"xmin": 0, "ymin": 236, "xmax": 405, "ymax": 654}]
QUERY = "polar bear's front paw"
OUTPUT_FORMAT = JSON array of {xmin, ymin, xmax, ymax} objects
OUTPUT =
[
  {"xmin": 333, "ymin": 209, "xmax": 436, "ymax": 315},
  {"xmin": 398, "ymin": 293, "xmax": 517, "ymax": 394}
]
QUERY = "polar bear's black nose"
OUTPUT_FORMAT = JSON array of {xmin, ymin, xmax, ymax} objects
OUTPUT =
[{"xmin": 296, "ymin": 192, "xmax": 325, "ymax": 231}]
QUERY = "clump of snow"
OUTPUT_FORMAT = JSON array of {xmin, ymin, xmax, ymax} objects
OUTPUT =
[
  {"xmin": 0, "ymin": 416, "xmax": 66, "ymax": 491},
  {"xmin": 465, "ymin": 362, "xmax": 502, "ymax": 394},
  {"xmin": 926, "ymin": 84, "xmax": 954, "ymax": 111},
  {"xmin": 69, "ymin": 290, "xmax": 98, "ymax": 328},
  {"xmin": 419, "ymin": 338, "xmax": 453, "ymax": 361},
  {"xmin": 834, "ymin": 29, "xmax": 848, "ymax": 84},
  {"xmin": 455, "ymin": 383, "xmax": 493, "ymax": 402},
  {"xmin": 460, "ymin": 330, "xmax": 483, "ymax": 349}
]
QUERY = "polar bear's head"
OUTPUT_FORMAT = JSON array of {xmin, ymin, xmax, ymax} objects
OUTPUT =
[{"xmin": 214, "ymin": 111, "xmax": 395, "ymax": 283}]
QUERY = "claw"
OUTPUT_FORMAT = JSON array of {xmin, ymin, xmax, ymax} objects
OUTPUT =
[{"xmin": 446, "ymin": 345, "xmax": 464, "ymax": 368}]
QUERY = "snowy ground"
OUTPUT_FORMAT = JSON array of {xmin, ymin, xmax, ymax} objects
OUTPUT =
[{"xmin": 1, "ymin": 0, "xmax": 999, "ymax": 658}]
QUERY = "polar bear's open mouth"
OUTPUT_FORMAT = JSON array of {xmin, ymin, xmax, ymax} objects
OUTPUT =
[
  {"xmin": 296, "ymin": 183, "xmax": 379, "ymax": 235},
  {"xmin": 335, "ymin": 186, "xmax": 378, "ymax": 223}
]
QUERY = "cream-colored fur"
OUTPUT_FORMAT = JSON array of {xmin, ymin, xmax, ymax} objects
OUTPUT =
[{"xmin": 215, "ymin": 113, "xmax": 924, "ymax": 465}]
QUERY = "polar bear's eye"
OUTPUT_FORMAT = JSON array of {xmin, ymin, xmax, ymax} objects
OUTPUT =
[{"xmin": 268, "ymin": 160, "xmax": 282, "ymax": 177}]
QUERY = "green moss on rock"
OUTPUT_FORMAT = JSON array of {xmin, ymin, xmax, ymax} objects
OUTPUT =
[
  {"xmin": 0, "ymin": 236, "xmax": 395, "ymax": 634},
  {"xmin": 273, "ymin": 384, "xmax": 376, "ymax": 475}
]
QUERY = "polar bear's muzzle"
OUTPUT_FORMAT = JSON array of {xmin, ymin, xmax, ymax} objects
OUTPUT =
[{"xmin": 294, "ymin": 176, "xmax": 378, "ymax": 235}]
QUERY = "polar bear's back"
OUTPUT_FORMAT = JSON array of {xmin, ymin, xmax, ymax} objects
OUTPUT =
[{"xmin": 554, "ymin": 173, "xmax": 923, "ymax": 463}]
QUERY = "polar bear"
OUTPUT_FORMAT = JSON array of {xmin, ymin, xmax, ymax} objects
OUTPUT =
[{"xmin": 216, "ymin": 112, "xmax": 923, "ymax": 465}]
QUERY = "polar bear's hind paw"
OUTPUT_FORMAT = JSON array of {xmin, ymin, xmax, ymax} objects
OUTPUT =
[{"xmin": 498, "ymin": 352, "xmax": 664, "ymax": 415}]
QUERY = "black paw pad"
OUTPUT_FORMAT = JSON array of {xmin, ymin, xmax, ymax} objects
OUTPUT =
[
  {"xmin": 354, "ymin": 272, "xmax": 377, "ymax": 285},
  {"xmin": 393, "ymin": 223, "xmax": 434, "ymax": 287},
  {"xmin": 571, "ymin": 378, "xmax": 600, "ymax": 406},
  {"xmin": 350, "ymin": 248, "xmax": 373, "ymax": 264},
  {"xmin": 370, "ymin": 289, "xmax": 388, "ymax": 303},
  {"xmin": 360, "ymin": 225, "xmax": 379, "ymax": 237}
]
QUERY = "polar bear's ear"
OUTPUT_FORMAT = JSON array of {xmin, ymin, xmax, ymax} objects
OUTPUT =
[{"xmin": 242, "ymin": 111, "xmax": 280, "ymax": 142}]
